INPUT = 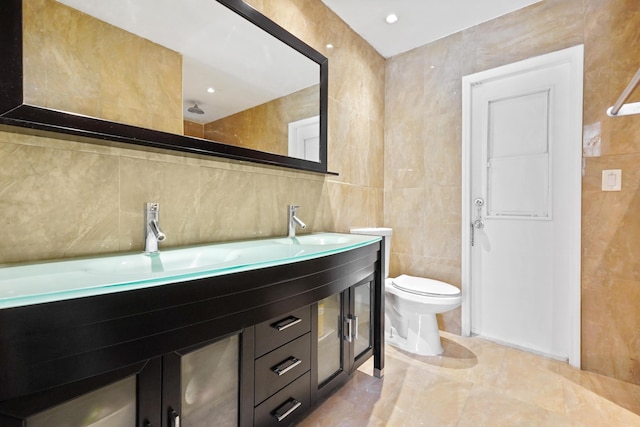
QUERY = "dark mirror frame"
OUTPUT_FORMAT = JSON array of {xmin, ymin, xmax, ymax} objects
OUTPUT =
[{"xmin": 0, "ymin": 0, "xmax": 329, "ymax": 174}]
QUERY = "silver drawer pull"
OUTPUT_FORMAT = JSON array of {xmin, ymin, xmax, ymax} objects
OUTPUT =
[
  {"xmin": 273, "ymin": 398, "xmax": 302, "ymax": 422},
  {"xmin": 272, "ymin": 316, "xmax": 302, "ymax": 331},
  {"xmin": 272, "ymin": 357, "xmax": 302, "ymax": 376}
]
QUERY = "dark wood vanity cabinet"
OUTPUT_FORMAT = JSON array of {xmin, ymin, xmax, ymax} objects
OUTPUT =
[{"xmin": 0, "ymin": 241, "xmax": 384, "ymax": 426}]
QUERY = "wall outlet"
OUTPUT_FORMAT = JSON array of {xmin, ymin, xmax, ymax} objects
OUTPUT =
[{"xmin": 602, "ymin": 169, "xmax": 622, "ymax": 191}]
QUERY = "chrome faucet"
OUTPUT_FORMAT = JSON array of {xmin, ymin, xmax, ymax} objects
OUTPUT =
[
  {"xmin": 288, "ymin": 205, "xmax": 307, "ymax": 237},
  {"xmin": 144, "ymin": 202, "xmax": 166, "ymax": 253}
]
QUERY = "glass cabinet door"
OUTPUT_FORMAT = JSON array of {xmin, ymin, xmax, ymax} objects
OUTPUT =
[
  {"xmin": 316, "ymin": 293, "xmax": 343, "ymax": 385},
  {"xmin": 0, "ymin": 359, "xmax": 161, "ymax": 427},
  {"xmin": 315, "ymin": 277, "xmax": 375, "ymax": 396},
  {"xmin": 28, "ymin": 377, "xmax": 137, "ymax": 427},
  {"xmin": 180, "ymin": 335, "xmax": 239, "ymax": 427},
  {"xmin": 353, "ymin": 281, "xmax": 372, "ymax": 358}
]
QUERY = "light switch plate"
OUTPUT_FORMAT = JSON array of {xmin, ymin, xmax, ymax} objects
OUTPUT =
[{"xmin": 602, "ymin": 169, "xmax": 622, "ymax": 191}]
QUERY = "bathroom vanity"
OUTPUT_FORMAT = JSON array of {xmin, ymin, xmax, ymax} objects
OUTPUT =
[{"xmin": 0, "ymin": 233, "xmax": 384, "ymax": 426}]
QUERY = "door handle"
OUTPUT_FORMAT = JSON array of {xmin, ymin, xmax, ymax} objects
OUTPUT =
[
  {"xmin": 344, "ymin": 317, "xmax": 353, "ymax": 342},
  {"xmin": 169, "ymin": 408, "xmax": 180, "ymax": 427},
  {"xmin": 474, "ymin": 198, "xmax": 485, "ymax": 228},
  {"xmin": 471, "ymin": 198, "xmax": 485, "ymax": 246},
  {"xmin": 348, "ymin": 314, "xmax": 358, "ymax": 340}
]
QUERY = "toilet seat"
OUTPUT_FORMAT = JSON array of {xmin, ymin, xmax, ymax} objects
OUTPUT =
[{"xmin": 391, "ymin": 274, "xmax": 460, "ymax": 297}]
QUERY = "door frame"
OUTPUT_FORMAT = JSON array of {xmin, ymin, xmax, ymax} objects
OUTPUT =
[
  {"xmin": 461, "ymin": 45, "xmax": 583, "ymax": 368},
  {"xmin": 288, "ymin": 115, "xmax": 320, "ymax": 161}
]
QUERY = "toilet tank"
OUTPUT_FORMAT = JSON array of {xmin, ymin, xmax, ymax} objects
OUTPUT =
[{"xmin": 350, "ymin": 228, "xmax": 392, "ymax": 278}]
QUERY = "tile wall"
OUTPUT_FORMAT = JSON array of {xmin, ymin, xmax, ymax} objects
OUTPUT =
[
  {"xmin": 0, "ymin": 0, "xmax": 385, "ymax": 263},
  {"xmin": 384, "ymin": 0, "xmax": 640, "ymax": 384}
]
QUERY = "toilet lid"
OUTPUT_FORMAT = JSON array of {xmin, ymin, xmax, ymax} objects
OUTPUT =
[{"xmin": 391, "ymin": 275, "xmax": 461, "ymax": 297}]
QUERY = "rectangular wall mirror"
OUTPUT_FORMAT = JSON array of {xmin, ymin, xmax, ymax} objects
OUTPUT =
[{"xmin": 0, "ymin": 0, "xmax": 329, "ymax": 173}]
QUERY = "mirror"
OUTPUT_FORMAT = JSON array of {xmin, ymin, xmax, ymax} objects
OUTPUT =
[{"xmin": 0, "ymin": 0, "xmax": 329, "ymax": 173}]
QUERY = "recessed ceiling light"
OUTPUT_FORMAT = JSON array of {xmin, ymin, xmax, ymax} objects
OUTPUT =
[
  {"xmin": 385, "ymin": 13, "xmax": 398, "ymax": 24},
  {"xmin": 207, "ymin": 87, "xmax": 215, "ymax": 93},
  {"xmin": 326, "ymin": 43, "xmax": 334, "ymax": 49}
]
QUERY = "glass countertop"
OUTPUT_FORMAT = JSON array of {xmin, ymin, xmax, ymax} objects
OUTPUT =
[{"xmin": 0, "ymin": 233, "xmax": 381, "ymax": 309}]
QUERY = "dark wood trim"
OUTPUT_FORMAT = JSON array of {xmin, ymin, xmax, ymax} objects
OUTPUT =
[
  {"xmin": 350, "ymin": 275, "xmax": 375, "ymax": 373},
  {"xmin": 312, "ymin": 290, "xmax": 351, "ymax": 403},
  {"xmin": 0, "ymin": 0, "xmax": 22, "ymax": 115},
  {"xmin": 161, "ymin": 353, "xmax": 181, "ymax": 427},
  {"xmin": 374, "ymin": 235, "xmax": 386, "ymax": 377},
  {"xmin": 309, "ymin": 302, "xmax": 320, "ymax": 403},
  {"xmin": 138, "ymin": 358, "xmax": 163, "ymax": 427},
  {"xmin": 0, "ymin": 106, "xmax": 327, "ymax": 173},
  {"xmin": 240, "ymin": 327, "xmax": 255, "ymax": 427}
]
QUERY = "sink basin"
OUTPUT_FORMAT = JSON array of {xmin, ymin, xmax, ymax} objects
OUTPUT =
[
  {"xmin": 83, "ymin": 247, "xmax": 241, "ymax": 275},
  {"xmin": 0, "ymin": 232, "xmax": 381, "ymax": 309},
  {"xmin": 273, "ymin": 234, "xmax": 353, "ymax": 246}
]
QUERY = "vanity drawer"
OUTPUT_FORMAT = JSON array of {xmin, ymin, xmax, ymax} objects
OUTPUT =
[
  {"xmin": 254, "ymin": 372, "xmax": 310, "ymax": 427},
  {"xmin": 255, "ymin": 333, "xmax": 310, "ymax": 405},
  {"xmin": 255, "ymin": 306, "xmax": 311, "ymax": 357}
]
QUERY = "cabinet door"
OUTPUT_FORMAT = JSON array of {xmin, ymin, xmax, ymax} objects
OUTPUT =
[
  {"xmin": 312, "ymin": 276, "xmax": 376, "ymax": 402},
  {"xmin": 163, "ymin": 333, "xmax": 240, "ymax": 427},
  {"xmin": 351, "ymin": 279, "xmax": 374, "ymax": 366},
  {"xmin": 316, "ymin": 293, "xmax": 346, "ymax": 388},
  {"xmin": 27, "ymin": 377, "xmax": 137, "ymax": 427},
  {"xmin": 0, "ymin": 359, "xmax": 161, "ymax": 427}
]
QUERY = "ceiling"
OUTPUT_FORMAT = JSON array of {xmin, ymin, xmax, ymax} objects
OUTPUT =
[{"xmin": 320, "ymin": 0, "xmax": 542, "ymax": 58}]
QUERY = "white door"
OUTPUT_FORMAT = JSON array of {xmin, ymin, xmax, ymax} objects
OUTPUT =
[
  {"xmin": 461, "ymin": 46, "xmax": 583, "ymax": 366},
  {"xmin": 288, "ymin": 115, "xmax": 320, "ymax": 162}
]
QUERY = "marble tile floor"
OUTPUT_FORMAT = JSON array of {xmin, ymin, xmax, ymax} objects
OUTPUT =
[{"xmin": 296, "ymin": 332, "xmax": 640, "ymax": 426}]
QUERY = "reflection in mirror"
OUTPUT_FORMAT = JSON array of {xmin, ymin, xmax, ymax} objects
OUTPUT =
[{"xmin": 22, "ymin": 0, "xmax": 322, "ymax": 162}]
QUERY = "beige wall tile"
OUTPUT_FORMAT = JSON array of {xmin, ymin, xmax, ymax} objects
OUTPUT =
[
  {"xmin": 583, "ymin": 67, "xmax": 612, "ymax": 157},
  {"xmin": 0, "ymin": 139, "xmax": 120, "ymax": 263},
  {"xmin": 466, "ymin": 0, "xmax": 584, "ymax": 75},
  {"xmin": 384, "ymin": 115, "xmax": 426, "ymax": 190},
  {"xmin": 582, "ymin": 274, "xmax": 640, "ymax": 383},
  {"xmin": 583, "ymin": 0, "xmax": 613, "ymax": 74},
  {"xmin": 368, "ymin": 118, "xmax": 385, "ymax": 190},
  {"xmin": 198, "ymin": 167, "xmax": 260, "ymax": 241}
]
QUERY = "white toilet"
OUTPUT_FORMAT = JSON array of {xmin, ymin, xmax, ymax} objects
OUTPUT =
[{"xmin": 350, "ymin": 227, "xmax": 462, "ymax": 356}]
